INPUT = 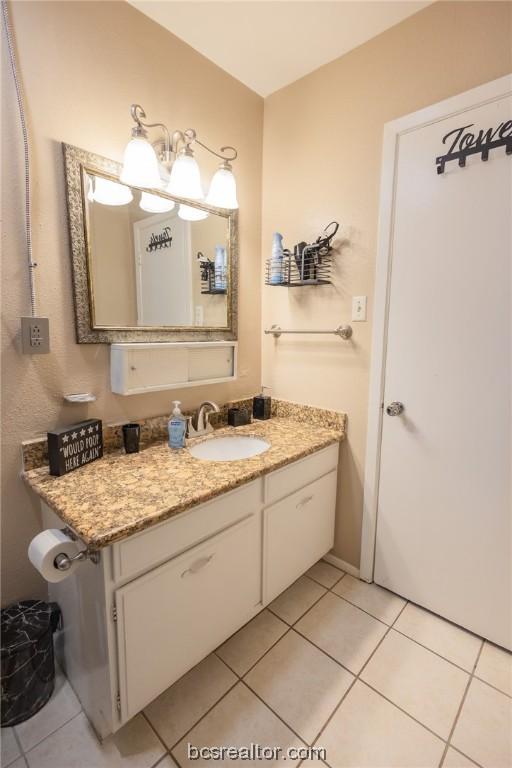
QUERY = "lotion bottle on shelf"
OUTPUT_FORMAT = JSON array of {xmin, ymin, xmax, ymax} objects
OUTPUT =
[
  {"xmin": 168, "ymin": 401, "xmax": 186, "ymax": 449},
  {"xmin": 270, "ymin": 232, "xmax": 284, "ymax": 284}
]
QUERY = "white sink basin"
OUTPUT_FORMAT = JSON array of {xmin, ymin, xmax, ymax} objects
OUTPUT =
[{"xmin": 189, "ymin": 435, "xmax": 270, "ymax": 461}]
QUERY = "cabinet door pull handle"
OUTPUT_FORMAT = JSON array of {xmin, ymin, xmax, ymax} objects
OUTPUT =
[
  {"xmin": 296, "ymin": 495, "xmax": 313, "ymax": 509},
  {"xmin": 181, "ymin": 554, "xmax": 214, "ymax": 579}
]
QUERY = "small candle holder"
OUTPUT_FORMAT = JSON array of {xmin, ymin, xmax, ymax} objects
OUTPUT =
[{"xmin": 122, "ymin": 423, "xmax": 141, "ymax": 454}]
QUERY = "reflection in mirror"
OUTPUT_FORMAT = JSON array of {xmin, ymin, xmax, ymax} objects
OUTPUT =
[{"xmin": 84, "ymin": 170, "xmax": 229, "ymax": 329}]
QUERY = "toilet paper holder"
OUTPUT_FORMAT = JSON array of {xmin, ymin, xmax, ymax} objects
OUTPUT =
[{"xmin": 54, "ymin": 528, "xmax": 100, "ymax": 571}]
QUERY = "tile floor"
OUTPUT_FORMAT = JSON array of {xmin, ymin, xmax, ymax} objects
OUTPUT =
[{"xmin": 2, "ymin": 560, "xmax": 511, "ymax": 768}]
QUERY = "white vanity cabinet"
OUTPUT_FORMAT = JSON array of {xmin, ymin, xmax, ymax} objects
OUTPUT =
[
  {"xmin": 116, "ymin": 513, "xmax": 261, "ymax": 722},
  {"xmin": 263, "ymin": 470, "xmax": 338, "ymax": 603},
  {"xmin": 42, "ymin": 442, "xmax": 339, "ymax": 738}
]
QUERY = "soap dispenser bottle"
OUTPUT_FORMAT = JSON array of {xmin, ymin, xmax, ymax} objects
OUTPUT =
[{"xmin": 168, "ymin": 401, "xmax": 186, "ymax": 449}]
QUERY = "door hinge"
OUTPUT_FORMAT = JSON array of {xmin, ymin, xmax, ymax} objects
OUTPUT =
[
  {"xmin": 112, "ymin": 605, "xmax": 118, "ymax": 622},
  {"xmin": 116, "ymin": 692, "xmax": 121, "ymax": 712}
]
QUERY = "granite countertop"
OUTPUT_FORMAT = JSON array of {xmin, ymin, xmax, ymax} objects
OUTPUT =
[{"xmin": 24, "ymin": 414, "xmax": 345, "ymax": 549}]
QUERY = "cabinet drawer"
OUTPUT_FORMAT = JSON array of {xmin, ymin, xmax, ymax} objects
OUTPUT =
[
  {"xmin": 264, "ymin": 443, "xmax": 338, "ymax": 506},
  {"xmin": 112, "ymin": 480, "xmax": 261, "ymax": 584},
  {"xmin": 264, "ymin": 470, "xmax": 337, "ymax": 604},
  {"xmin": 115, "ymin": 513, "xmax": 261, "ymax": 722}
]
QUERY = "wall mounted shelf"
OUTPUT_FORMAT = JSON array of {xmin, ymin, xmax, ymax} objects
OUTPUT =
[
  {"xmin": 111, "ymin": 342, "xmax": 237, "ymax": 395},
  {"xmin": 265, "ymin": 253, "xmax": 333, "ymax": 287}
]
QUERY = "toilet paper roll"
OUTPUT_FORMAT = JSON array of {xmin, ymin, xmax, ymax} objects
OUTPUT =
[{"xmin": 28, "ymin": 528, "xmax": 80, "ymax": 583}]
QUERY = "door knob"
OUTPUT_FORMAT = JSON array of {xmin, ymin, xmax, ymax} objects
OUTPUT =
[{"xmin": 386, "ymin": 401, "xmax": 404, "ymax": 417}]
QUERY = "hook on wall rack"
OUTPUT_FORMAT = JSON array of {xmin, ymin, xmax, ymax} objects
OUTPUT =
[{"xmin": 436, "ymin": 131, "xmax": 512, "ymax": 174}]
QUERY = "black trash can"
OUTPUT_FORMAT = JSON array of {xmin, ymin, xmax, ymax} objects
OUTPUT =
[{"xmin": 1, "ymin": 600, "xmax": 61, "ymax": 726}]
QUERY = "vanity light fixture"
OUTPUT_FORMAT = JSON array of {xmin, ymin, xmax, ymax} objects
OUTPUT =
[
  {"xmin": 86, "ymin": 177, "xmax": 94, "ymax": 202},
  {"xmin": 178, "ymin": 203, "xmax": 209, "ymax": 222},
  {"xmin": 139, "ymin": 191, "xmax": 175, "ymax": 214},
  {"xmin": 121, "ymin": 104, "xmax": 239, "ymax": 209},
  {"xmin": 205, "ymin": 161, "xmax": 239, "ymax": 209},
  {"xmin": 167, "ymin": 146, "xmax": 203, "ymax": 200},
  {"xmin": 120, "ymin": 109, "xmax": 164, "ymax": 189},
  {"xmin": 91, "ymin": 177, "xmax": 133, "ymax": 206}
]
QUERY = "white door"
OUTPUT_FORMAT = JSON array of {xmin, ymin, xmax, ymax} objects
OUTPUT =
[
  {"xmin": 373, "ymin": 81, "xmax": 511, "ymax": 649},
  {"xmin": 133, "ymin": 210, "xmax": 193, "ymax": 326}
]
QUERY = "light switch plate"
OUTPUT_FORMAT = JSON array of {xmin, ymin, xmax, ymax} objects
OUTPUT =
[
  {"xmin": 21, "ymin": 316, "xmax": 50, "ymax": 354},
  {"xmin": 352, "ymin": 296, "xmax": 367, "ymax": 322}
]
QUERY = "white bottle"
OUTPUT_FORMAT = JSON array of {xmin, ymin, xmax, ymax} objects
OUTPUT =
[
  {"xmin": 168, "ymin": 401, "xmax": 186, "ymax": 449},
  {"xmin": 270, "ymin": 232, "xmax": 284, "ymax": 284},
  {"xmin": 214, "ymin": 245, "xmax": 226, "ymax": 290}
]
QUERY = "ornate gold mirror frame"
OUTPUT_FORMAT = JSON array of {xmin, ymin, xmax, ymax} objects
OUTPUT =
[{"xmin": 63, "ymin": 143, "xmax": 238, "ymax": 343}]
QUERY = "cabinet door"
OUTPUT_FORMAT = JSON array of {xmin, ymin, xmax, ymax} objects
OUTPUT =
[
  {"xmin": 115, "ymin": 514, "xmax": 261, "ymax": 722},
  {"xmin": 264, "ymin": 470, "xmax": 337, "ymax": 604}
]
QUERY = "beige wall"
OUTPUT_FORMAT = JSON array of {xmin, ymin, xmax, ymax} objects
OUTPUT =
[
  {"xmin": 1, "ymin": 0, "xmax": 263, "ymax": 605},
  {"xmin": 262, "ymin": 1, "xmax": 512, "ymax": 568}
]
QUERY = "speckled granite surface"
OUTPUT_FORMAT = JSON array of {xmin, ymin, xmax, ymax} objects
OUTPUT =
[
  {"xmin": 23, "ymin": 412, "xmax": 345, "ymax": 549},
  {"xmin": 21, "ymin": 397, "xmax": 344, "ymax": 471}
]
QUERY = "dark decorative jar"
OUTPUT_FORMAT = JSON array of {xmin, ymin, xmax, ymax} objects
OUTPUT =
[{"xmin": 1, "ymin": 600, "xmax": 61, "ymax": 726}]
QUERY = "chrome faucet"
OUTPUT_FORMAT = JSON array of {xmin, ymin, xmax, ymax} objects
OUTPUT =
[{"xmin": 187, "ymin": 400, "xmax": 220, "ymax": 438}]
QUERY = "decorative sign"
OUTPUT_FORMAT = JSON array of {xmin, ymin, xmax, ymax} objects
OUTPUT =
[
  {"xmin": 436, "ymin": 120, "xmax": 512, "ymax": 174},
  {"xmin": 146, "ymin": 226, "xmax": 173, "ymax": 252},
  {"xmin": 48, "ymin": 419, "xmax": 103, "ymax": 476}
]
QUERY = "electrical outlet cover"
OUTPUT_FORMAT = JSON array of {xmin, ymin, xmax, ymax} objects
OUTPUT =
[{"xmin": 21, "ymin": 317, "xmax": 50, "ymax": 354}]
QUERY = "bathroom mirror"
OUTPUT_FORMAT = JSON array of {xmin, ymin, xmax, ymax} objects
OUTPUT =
[{"xmin": 63, "ymin": 143, "xmax": 238, "ymax": 343}]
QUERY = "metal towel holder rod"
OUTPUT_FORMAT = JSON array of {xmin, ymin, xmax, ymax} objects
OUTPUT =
[{"xmin": 265, "ymin": 324, "xmax": 353, "ymax": 340}]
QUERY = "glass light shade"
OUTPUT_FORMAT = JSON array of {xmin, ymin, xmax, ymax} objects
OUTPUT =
[
  {"xmin": 178, "ymin": 204, "xmax": 209, "ymax": 222},
  {"xmin": 167, "ymin": 153, "xmax": 203, "ymax": 199},
  {"xmin": 92, "ymin": 177, "xmax": 133, "ymax": 206},
  {"xmin": 120, "ymin": 137, "xmax": 162, "ymax": 189},
  {"xmin": 205, "ymin": 166, "xmax": 239, "ymax": 209},
  {"xmin": 139, "ymin": 192, "xmax": 175, "ymax": 213}
]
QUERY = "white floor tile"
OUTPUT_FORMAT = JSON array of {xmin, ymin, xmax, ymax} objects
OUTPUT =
[
  {"xmin": 361, "ymin": 630, "xmax": 469, "ymax": 739},
  {"xmin": 154, "ymin": 757, "xmax": 179, "ymax": 768},
  {"xmin": 394, "ymin": 603, "xmax": 481, "ymax": 671},
  {"xmin": 216, "ymin": 610, "xmax": 288, "ymax": 676},
  {"xmin": 245, "ymin": 631, "xmax": 353, "ymax": 744},
  {"xmin": 296, "ymin": 592, "xmax": 387, "ymax": 674},
  {"xmin": 269, "ymin": 576, "xmax": 326, "ymax": 625},
  {"xmin": 8, "ymin": 758, "xmax": 27, "ymax": 768},
  {"xmin": 25, "ymin": 712, "xmax": 165, "ymax": 768},
  {"xmin": 1, "ymin": 728, "xmax": 21, "ymax": 767},
  {"xmin": 332, "ymin": 575, "xmax": 406, "ymax": 625},
  {"xmin": 144, "ymin": 654, "xmax": 237, "ymax": 748},
  {"xmin": 475, "ymin": 640, "xmax": 512, "ymax": 697},
  {"xmin": 442, "ymin": 747, "xmax": 479, "ymax": 767},
  {"xmin": 318, "ymin": 681, "xmax": 445, "ymax": 768},
  {"xmin": 306, "ymin": 561, "xmax": 344, "ymax": 589},
  {"xmin": 451, "ymin": 678, "xmax": 512, "ymax": 768},
  {"xmin": 14, "ymin": 670, "xmax": 81, "ymax": 752},
  {"xmin": 172, "ymin": 682, "xmax": 304, "ymax": 767}
]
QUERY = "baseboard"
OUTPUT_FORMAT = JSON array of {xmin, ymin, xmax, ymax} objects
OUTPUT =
[{"xmin": 322, "ymin": 553, "xmax": 361, "ymax": 579}]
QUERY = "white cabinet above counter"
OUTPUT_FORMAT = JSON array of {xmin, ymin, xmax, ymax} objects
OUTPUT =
[{"xmin": 111, "ymin": 341, "xmax": 237, "ymax": 395}]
